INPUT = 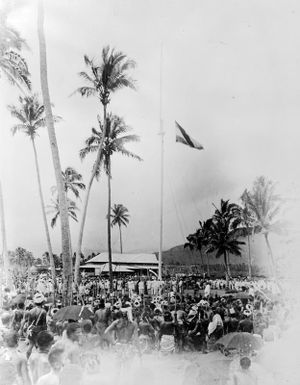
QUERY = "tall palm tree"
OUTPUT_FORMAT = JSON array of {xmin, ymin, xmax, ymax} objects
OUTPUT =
[
  {"xmin": 0, "ymin": 5, "xmax": 31, "ymax": 90},
  {"xmin": 207, "ymin": 200, "xmax": 245, "ymax": 286},
  {"xmin": 37, "ymin": 0, "xmax": 73, "ymax": 304},
  {"xmin": 74, "ymin": 46, "xmax": 136, "ymax": 286},
  {"xmin": 47, "ymin": 197, "xmax": 78, "ymax": 228},
  {"xmin": 8, "ymin": 94, "xmax": 58, "ymax": 291},
  {"xmin": 236, "ymin": 192, "xmax": 260, "ymax": 278},
  {"xmin": 79, "ymin": 113, "xmax": 142, "ymax": 285},
  {"xmin": 111, "ymin": 204, "xmax": 130, "ymax": 254},
  {"xmin": 242, "ymin": 176, "xmax": 282, "ymax": 277}
]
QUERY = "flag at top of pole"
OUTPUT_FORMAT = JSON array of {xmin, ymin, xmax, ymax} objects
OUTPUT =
[{"xmin": 175, "ymin": 121, "xmax": 204, "ymax": 150}]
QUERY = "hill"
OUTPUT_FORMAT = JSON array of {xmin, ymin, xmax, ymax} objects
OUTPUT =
[{"xmin": 161, "ymin": 235, "xmax": 271, "ymax": 276}]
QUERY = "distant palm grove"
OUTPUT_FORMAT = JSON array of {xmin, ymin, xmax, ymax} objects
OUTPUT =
[{"xmin": 0, "ymin": 3, "xmax": 283, "ymax": 303}]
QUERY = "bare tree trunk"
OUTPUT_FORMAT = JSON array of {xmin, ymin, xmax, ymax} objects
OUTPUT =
[
  {"xmin": 264, "ymin": 232, "xmax": 276, "ymax": 278},
  {"xmin": 37, "ymin": 0, "xmax": 72, "ymax": 305},
  {"xmin": 75, "ymin": 104, "xmax": 107, "ymax": 286},
  {"xmin": 0, "ymin": 181, "xmax": 10, "ymax": 287},
  {"xmin": 247, "ymin": 233, "xmax": 252, "ymax": 278},
  {"xmin": 119, "ymin": 224, "xmax": 123, "ymax": 254},
  {"xmin": 31, "ymin": 139, "xmax": 57, "ymax": 300},
  {"xmin": 107, "ymin": 158, "xmax": 113, "ymax": 291}
]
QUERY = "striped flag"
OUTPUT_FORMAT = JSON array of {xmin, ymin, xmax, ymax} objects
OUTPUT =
[{"xmin": 175, "ymin": 121, "xmax": 204, "ymax": 150}]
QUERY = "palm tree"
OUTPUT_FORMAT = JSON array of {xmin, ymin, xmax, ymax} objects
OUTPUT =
[
  {"xmin": 52, "ymin": 167, "xmax": 86, "ymax": 199},
  {"xmin": 236, "ymin": 191, "xmax": 261, "ymax": 278},
  {"xmin": 111, "ymin": 204, "xmax": 130, "ymax": 254},
  {"xmin": 0, "ymin": 5, "xmax": 31, "ymax": 90},
  {"xmin": 185, "ymin": 220, "xmax": 212, "ymax": 276},
  {"xmin": 79, "ymin": 113, "xmax": 142, "ymax": 285},
  {"xmin": 37, "ymin": 0, "xmax": 73, "ymax": 304},
  {"xmin": 47, "ymin": 197, "xmax": 78, "ymax": 228},
  {"xmin": 242, "ymin": 176, "xmax": 282, "ymax": 277},
  {"xmin": 207, "ymin": 199, "xmax": 245, "ymax": 286},
  {"xmin": 8, "ymin": 94, "xmax": 58, "ymax": 292},
  {"xmin": 74, "ymin": 46, "xmax": 136, "ymax": 286}
]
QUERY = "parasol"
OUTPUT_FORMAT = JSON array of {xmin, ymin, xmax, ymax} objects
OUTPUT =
[
  {"xmin": 216, "ymin": 332, "xmax": 263, "ymax": 352},
  {"xmin": 53, "ymin": 305, "xmax": 93, "ymax": 322}
]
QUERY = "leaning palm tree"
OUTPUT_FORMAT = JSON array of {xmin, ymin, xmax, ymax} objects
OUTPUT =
[
  {"xmin": 111, "ymin": 204, "xmax": 130, "ymax": 254},
  {"xmin": 8, "ymin": 94, "xmax": 58, "ymax": 291},
  {"xmin": 74, "ymin": 46, "xmax": 136, "ymax": 286},
  {"xmin": 47, "ymin": 197, "xmax": 79, "ymax": 228},
  {"xmin": 38, "ymin": 0, "xmax": 73, "ymax": 304},
  {"xmin": 207, "ymin": 200, "xmax": 245, "ymax": 286},
  {"xmin": 0, "ymin": 5, "xmax": 31, "ymax": 90},
  {"xmin": 242, "ymin": 176, "xmax": 282, "ymax": 277},
  {"xmin": 79, "ymin": 113, "xmax": 142, "ymax": 284}
]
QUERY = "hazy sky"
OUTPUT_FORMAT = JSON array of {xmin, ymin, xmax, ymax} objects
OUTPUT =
[{"xmin": 1, "ymin": 0, "xmax": 300, "ymax": 257}]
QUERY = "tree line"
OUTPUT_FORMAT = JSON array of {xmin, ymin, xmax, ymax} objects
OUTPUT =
[{"xmin": 185, "ymin": 176, "xmax": 283, "ymax": 285}]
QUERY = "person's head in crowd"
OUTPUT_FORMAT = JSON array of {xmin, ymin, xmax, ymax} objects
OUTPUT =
[
  {"xmin": 17, "ymin": 302, "xmax": 25, "ymax": 310},
  {"xmin": 81, "ymin": 319, "xmax": 92, "ymax": 335},
  {"xmin": 3, "ymin": 331, "xmax": 18, "ymax": 348},
  {"xmin": 36, "ymin": 330, "xmax": 54, "ymax": 352},
  {"xmin": 163, "ymin": 311, "xmax": 173, "ymax": 322},
  {"xmin": 66, "ymin": 322, "xmax": 81, "ymax": 342},
  {"xmin": 0, "ymin": 312, "xmax": 11, "ymax": 327},
  {"xmin": 48, "ymin": 347, "xmax": 64, "ymax": 373},
  {"xmin": 240, "ymin": 356, "xmax": 251, "ymax": 370}
]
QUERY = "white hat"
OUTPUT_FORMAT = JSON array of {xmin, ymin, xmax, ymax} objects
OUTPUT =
[{"xmin": 33, "ymin": 293, "xmax": 45, "ymax": 304}]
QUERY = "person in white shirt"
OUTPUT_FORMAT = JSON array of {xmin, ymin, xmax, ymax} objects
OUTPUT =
[
  {"xmin": 36, "ymin": 348, "xmax": 64, "ymax": 385},
  {"xmin": 204, "ymin": 282, "xmax": 211, "ymax": 298}
]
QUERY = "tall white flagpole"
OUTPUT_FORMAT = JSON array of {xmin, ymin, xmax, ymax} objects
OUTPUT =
[{"xmin": 158, "ymin": 44, "xmax": 164, "ymax": 281}]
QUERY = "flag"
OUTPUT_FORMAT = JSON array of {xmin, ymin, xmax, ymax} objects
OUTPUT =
[{"xmin": 175, "ymin": 121, "xmax": 204, "ymax": 150}]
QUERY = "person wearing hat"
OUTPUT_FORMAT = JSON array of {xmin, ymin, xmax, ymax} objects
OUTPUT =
[
  {"xmin": 26, "ymin": 293, "xmax": 47, "ymax": 359},
  {"xmin": 237, "ymin": 311, "xmax": 254, "ymax": 333}
]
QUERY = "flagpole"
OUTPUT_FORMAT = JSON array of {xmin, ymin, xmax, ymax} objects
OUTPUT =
[{"xmin": 158, "ymin": 44, "xmax": 164, "ymax": 281}]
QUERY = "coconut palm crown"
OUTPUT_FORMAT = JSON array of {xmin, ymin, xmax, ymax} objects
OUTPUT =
[
  {"xmin": 75, "ymin": 45, "xmax": 136, "ymax": 105},
  {"xmin": 0, "ymin": 7, "xmax": 30, "ymax": 89},
  {"xmin": 51, "ymin": 167, "xmax": 86, "ymax": 200},
  {"xmin": 79, "ymin": 113, "xmax": 142, "ymax": 174}
]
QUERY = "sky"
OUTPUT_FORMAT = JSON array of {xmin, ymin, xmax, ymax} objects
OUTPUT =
[{"xmin": 1, "ymin": 0, "xmax": 300, "ymax": 258}]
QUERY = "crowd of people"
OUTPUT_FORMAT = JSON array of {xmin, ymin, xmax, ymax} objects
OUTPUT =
[{"xmin": 0, "ymin": 273, "xmax": 288, "ymax": 385}]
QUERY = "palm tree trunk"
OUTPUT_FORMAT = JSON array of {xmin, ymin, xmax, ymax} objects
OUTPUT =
[
  {"xmin": 264, "ymin": 232, "xmax": 276, "ymax": 278},
  {"xmin": 0, "ymin": 181, "xmax": 10, "ymax": 287},
  {"xmin": 74, "ymin": 104, "xmax": 108, "ymax": 286},
  {"xmin": 37, "ymin": 0, "xmax": 72, "ymax": 305},
  {"xmin": 107, "ymin": 158, "xmax": 113, "ymax": 291},
  {"xmin": 119, "ymin": 224, "xmax": 123, "ymax": 254},
  {"xmin": 199, "ymin": 249, "xmax": 205, "ymax": 273},
  {"xmin": 206, "ymin": 253, "xmax": 210, "ymax": 277},
  {"xmin": 223, "ymin": 251, "xmax": 230, "ymax": 287},
  {"xmin": 247, "ymin": 233, "xmax": 252, "ymax": 278},
  {"xmin": 31, "ymin": 139, "xmax": 57, "ymax": 299}
]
